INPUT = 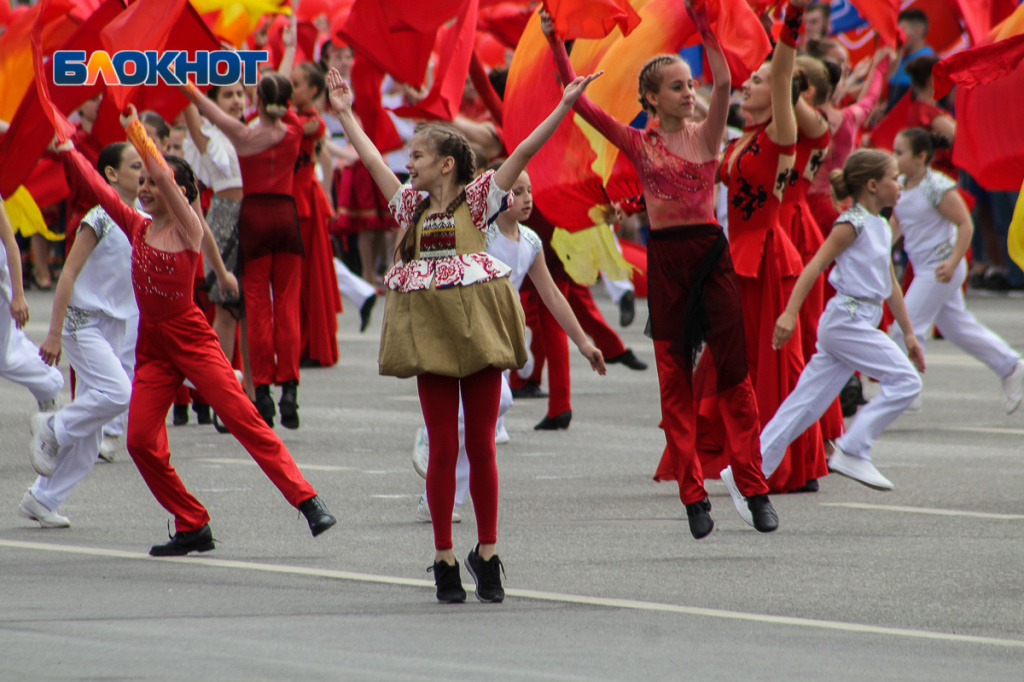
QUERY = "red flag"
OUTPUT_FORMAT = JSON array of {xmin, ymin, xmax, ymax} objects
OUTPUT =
[
  {"xmin": 952, "ymin": 64, "xmax": 1024, "ymax": 190},
  {"xmin": 30, "ymin": 0, "xmax": 78, "ymax": 143},
  {"xmin": 947, "ymin": 0, "xmax": 1018, "ymax": 46},
  {"xmin": 543, "ymin": 0, "xmax": 642, "ymax": 41},
  {"xmin": 350, "ymin": 57, "xmax": 404, "ymax": 154},
  {"xmin": 382, "ymin": 0, "xmax": 464, "ymax": 33},
  {"xmin": 704, "ymin": 0, "xmax": 774, "ymax": 85},
  {"xmin": 932, "ymin": 32, "xmax": 1024, "ymax": 99},
  {"xmin": 338, "ymin": 0, "xmax": 434, "ymax": 88},
  {"xmin": 391, "ymin": 0, "xmax": 479, "ymax": 122},
  {"xmin": 848, "ymin": 0, "xmax": 901, "ymax": 48},
  {"xmin": 478, "ymin": 2, "xmax": 532, "ymax": 48},
  {"xmin": 866, "ymin": 92, "xmax": 911, "ymax": 152}
]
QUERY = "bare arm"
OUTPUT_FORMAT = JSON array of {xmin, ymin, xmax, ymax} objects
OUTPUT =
[
  {"xmin": 687, "ymin": 0, "xmax": 730, "ymax": 151},
  {"xmin": 325, "ymin": 69, "xmax": 403, "ymax": 201},
  {"xmin": 795, "ymin": 98, "xmax": 829, "ymax": 139},
  {"xmin": 773, "ymin": 221, "xmax": 857, "ymax": 349},
  {"xmin": 933, "ymin": 187, "xmax": 972, "ymax": 283},
  {"xmin": 0, "ymin": 202, "xmax": 29, "ymax": 327},
  {"xmin": 39, "ymin": 227, "xmax": 99, "ymax": 365},
  {"xmin": 182, "ymin": 104, "xmax": 209, "ymax": 155},
  {"xmin": 182, "ymin": 84, "xmax": 261, "ymax": 152},
  {"xmin": 451, "ymin": 115, "xmax": 502, "ymax": 161},
  {"xmin": 768, "ymin": 1, "xmax": 808, "ymax": 146},
  {"xmin": 195, "ymin": 196, "xmax": 239, "ymax": 298},
  {"xmin": 494, "ymin": 72, "xmax": 602, "ymax": 191},
  {"xmin": 277, "ymin": 14, "xmax": 298, "ymax": 79},
  {"xmin": 886, "ymin": 262, "xmax": 926, "ymax": 372},
  {"xmin": 527, "ymin": 255, "xmax": 606, "ymax": 375}
]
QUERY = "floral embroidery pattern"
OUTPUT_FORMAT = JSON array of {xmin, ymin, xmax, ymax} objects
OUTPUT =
[{"xmin": 732, "ymin": 177, "xmax": 767, "ymax": 221}]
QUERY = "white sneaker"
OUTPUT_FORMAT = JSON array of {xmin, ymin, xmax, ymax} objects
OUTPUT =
[
  {"xmin": 18, "ymin": 490, "xmax": 70, "ymax": 528},
  {"xmin": 415, "ymin": 495, "xmax": 462, "ymax": 523},
  {"xmin": 720, "ymin": 466, "xmax": 754, "ymax": 527},
  {"xmin": 904, "ymin": 393, "xmax": 923, "ymax": 414},
  {"xmin": 827, "ymin": 445, "xmax": 893, "ymax": 491},
  {"xmin": 98, "ymin": 434, "xmax": 119, "ymax": 463},
  {"xmin": 494, "ymin": 422, "xmax": 510, "ymax": 445},
  {"xmin": 1002, "ymin": 360, "xmax": 1024, "ymax": 415},
  {"xmin": 29, "ymin": 413, "xmax": 60, "ymax": 477},
  {"xmin": 412, "ymin": 426, "xmax": 429, "ymax": 479}
]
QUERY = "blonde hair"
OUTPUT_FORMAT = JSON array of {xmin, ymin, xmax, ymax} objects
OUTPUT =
[{"xmin": 829, "ymin": 149, "xmax": 894, "ymax": 203}]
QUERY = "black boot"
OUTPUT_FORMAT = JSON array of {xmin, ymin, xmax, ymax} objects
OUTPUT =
[
  {"xmin": 150, "ymin": 523, "xmax": 215, "ymax": 556},
  {"xmin": 428, "ymin": 560, "xmax": 467, "ymax": 603},
  {"xmin": 685, "ymin": 498, "xmax": 714, "ymax": 539},
  {"xmin": 193, "ymin": 402, "xmax": 212, "ymax": 425},
  {"xmin": 279, "ymin": 380, "xmax": 299, "ymax": 430},
  {"xmin": 534, "ymin": 410, "xmax": 571, "ymax": 430},
  {"xmin": 298, "ymin": 496, "xmax": 336, "ymax": 537},
  {"xmin": 172, "ymin": 404, "xmax": 188, "ymax": 426},
  {"xmin": 254, "ymin": 384, "xmax": 275, "ymax": 428}
]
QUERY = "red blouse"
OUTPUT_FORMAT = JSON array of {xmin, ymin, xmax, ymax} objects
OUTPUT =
[
  {"xmin": 237, "ymin": 110, "xmax": 304, "ymax": 195},
  {"xmin": 292, "ymin": 109, "xmax": 328, "ymax": 219},
  {"xmin": 720, "ymin": 124, "xmax": 803, "ymax": 278}
]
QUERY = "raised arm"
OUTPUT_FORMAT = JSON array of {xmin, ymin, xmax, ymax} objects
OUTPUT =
[
  {"xmin": 180, "ymin": 83, "xmax": 260, "ymax": 152},
  {"xmin": 795, "ymin": 98, "xmax": 829, "ymax": 140},
  {"xmin": 769, "ymin": 1, "xmax": 809, "ymax": 146},
  {"xmin": 182, "ymin": 103, "xmax": 209, "ymax": 155},
  {"xmin": 325, "ymin": 68, "xmax": 403, "ymax": 201},
  {"xmin": 494, "ymin": 71, "xmax": 601, "ymax": 190},
  {"xmin": 56, "ymin": 142, "xmax": 145, "ymax": 243},
  {"xmin": 848, "ymin": 51, "xmax": 891, "ymax": 126},
  {"xmin": 687, "ymin": 0, "xmax": 729, "ymax": 152}
]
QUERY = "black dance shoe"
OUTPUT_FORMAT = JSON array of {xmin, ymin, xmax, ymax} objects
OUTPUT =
[
  {"xmin": 465, "ymin": 544, "xmax": 505, "ymax": 603},
  {"xmin": 212, "ymin": 412, "xmax": 230, "ymax": 434},
  {"xmin": 298, "ymin": 496, "xmax": 336, "ymax": 537},
  {"xmin": 685, "ymin": 498, "xmax": 714, "ymax": 539},
  {"xmin": 793, "ymin": 478, "xmax": 819, "ymax": 493},
  {"xmin": 172, "ymin": 404, "xmax": 189, "ymax": 426},
  {"xmin": 428, "ymin": 560, "xmax": 467, "ymax": 603},
  {"xmin": 359, "ymin": 294, "xmax": 377, "ymax": 333},
  {"xmin": 279, "ymin": 380, "xmax": 299, "ymax": 430},
  {"xmin": 150, "ymin": 523, "xmax": 215, "ymax": 556},
  {"xmin": 511, "ymin": 382, "xmax": 547, "ymax": 399},
  {"xmin": 534, "ymin": 410, "xmax": 571, "ymax": 430},
  {"xmin": 839, "ymin": 374, "xmax": 867, "ymax": 417},
  {"xmin": 193, "ymin": 402, "xmax": 212, "ymax": 425},
  {"xmin": 618, "ymin": 290, "xmax": 635, "ymax": 327},
  {"xmin": 606, "ymin": 348, "xmax": 648, "ymax": 371},
  {"xmin": 254, "ymin": 384, "xmax": 275, "ymax": 427},
  {"xmin": 746, "ymin": 494, "xmax": 779, "ymax": 533}
]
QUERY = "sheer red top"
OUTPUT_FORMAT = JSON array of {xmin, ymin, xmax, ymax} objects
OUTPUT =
[{"xmin": 237, "ymin": 111, "xmax": 304, "ymax": 195}]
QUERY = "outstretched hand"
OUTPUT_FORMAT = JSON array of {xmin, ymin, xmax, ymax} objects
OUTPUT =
[
  {"xmin": 561, "ymin": 72, "xmax": 603, "ymax": 107},
  {"xmin": 119, "ymin": 103, "xmax": 139, "ymax": 130},
  {"xmin": 326, "ymin": 68, "xmax": 353, "ymax": 115},
  {"xmin": 539, "ymin": 10, "xmax": 554, "ymax": 38},
  {"xmin": 580, "ymin": 343, "xmax": 607, "ymax": 375}
]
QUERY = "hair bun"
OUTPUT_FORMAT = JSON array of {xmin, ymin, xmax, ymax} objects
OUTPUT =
[
  {"xmin": 828, "ymin": 168, "xmax": 850, "ymax": 202},
  {"xmin": 823, "ymin": 59, "xmax": 843, "ymax": 89},
  {"xmin": 930, "ymin": 133, "xmax": 952, "ymax": 151}
]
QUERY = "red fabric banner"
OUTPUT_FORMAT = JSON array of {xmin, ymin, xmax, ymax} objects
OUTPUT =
[
  {"xmin": 543, "ymin": 0, "xmax": 641, "ymax": 40},
  {"xmin": 382, "ymin": 0, "xmax": 464, "ymax": 33},
  {"xmin": 30, "ymin": 0, "xmax": 78, "ymax": 143},
  {"xmin": 478, "ymin": 2, "xmax": 532, "ymax": 48},
  {"xmin": 350, "ymin": 57, "xmax": 404, "ymax": 154},
  {"xmin": 337, "ymin": 0, "xmax": 435, "ymax": 88},
  {"xmin": 866, "ymin": 92, "xmax": 910, "ymax": 151},
  {"xmin": 952, "ymin": 63, "xmax": 1024, "ymax": 191},
  {"xmin": 932, "ymin": 32, "xmax": 1024, "ymax": 99},
  {"xmin": 703, "ymin": 0, "xmax": 774, "ymax": 85},
  {"xmin": 848, "ymin": 0, "xmax": 901, "ymax": 47}
]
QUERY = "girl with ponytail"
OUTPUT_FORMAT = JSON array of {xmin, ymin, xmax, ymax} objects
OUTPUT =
[
  {"xmin": 891, "ymin": 129, "xmax": 1024, "ymax": 414},
  {"xmin": 759, "ymin": 149, "xmax": 925, "ymax": 492},
  {"xmin": 326, "ymin": 65, "xmax": 601, "ymax": 604}
]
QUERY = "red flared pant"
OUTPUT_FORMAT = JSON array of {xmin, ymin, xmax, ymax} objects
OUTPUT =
[
  {"xmin": 127, "ymin": 307, "xmax": 317, "ymax": 532},
  {"xmin": 243, "ymin": 252, "xmax": 301, "ymax": 386},
  {"xmin": 418, "ymin": 367, "xmax": 502, "ymax": 551}
]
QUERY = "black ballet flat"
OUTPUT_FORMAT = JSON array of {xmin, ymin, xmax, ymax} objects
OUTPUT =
[{"xmin": 534, "ymin": 410, "xmax": 571, "ymax": 431}]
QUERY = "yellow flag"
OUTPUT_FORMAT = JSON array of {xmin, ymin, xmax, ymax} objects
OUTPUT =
[{"xmin": 1008, "ymin": 178, "xmax": 1024, "ymax": 271}]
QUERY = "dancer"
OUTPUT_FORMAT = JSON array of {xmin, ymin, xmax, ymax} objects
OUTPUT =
[
  {"xmin": 327, "ymin": 63, "xmax": 599, "ymax": 602},
  {"xmin": 759, "ymin": 149, "xmax": 925, "ymax": 492},
  {"xmin": 544, "ymin": 1, "xmax": 778, "ymax": 538},
  {"xmin": 890, "ymin": 129, "xmax": 1023, "ymax": 414},
  {"xmin": 414, "ymin": 167, "xmax": 606, "ymax": 523},
  {"xmin": 184, "ymin": 73, "xmax": 305, "ymax": 429},
  {"xmin": 52, "ymin": 106, "xmax": 335, "ymax": 555}
]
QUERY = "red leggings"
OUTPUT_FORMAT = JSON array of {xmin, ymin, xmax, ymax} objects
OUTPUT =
[
  {"xmin": 127, "ymin": 307, "xmax": 317, "ymax": 532},
  {"xmin": 243, "ymin": 252, "xmax": 301, "ymax": 386},
  {"xmin": 417, "ymin": 367, "xmax": 502, "ymax": 551}
]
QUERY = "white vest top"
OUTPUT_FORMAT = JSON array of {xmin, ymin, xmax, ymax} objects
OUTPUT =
[
  {"xmin": 828, "ymin": 203, "xmax": 893, "ymax": 302},
  {"xmin": 68, "ymin": 205, "xmax": 139, "ymax": 322},
  {"xmin": 485, "ymin": 223, "xmax": 542, "ymax": 292},
  {"xmin": 894, "ymin": 169, "xmax": 957, "ymax": 268}
]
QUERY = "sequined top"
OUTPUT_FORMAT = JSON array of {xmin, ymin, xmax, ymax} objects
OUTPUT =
[
  {"xmin": 62, "ymin": 148, "xmax": 199, "ymax": 320},
  {"xmin": 551, "ymin": 41, "xmax": 720, "ymax": 229}
]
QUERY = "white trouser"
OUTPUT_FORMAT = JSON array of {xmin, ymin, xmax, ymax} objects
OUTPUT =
[
  {"xmin": 761, "ymin": 296, "xmax": 922, "ymax": 473},
  {"xmin": 426, "ymin": 371, "xmax": 514, "ymax": 510},
  {"xmin": 892, "ymin": 260, "xmax": 1019, "ymax": 380},
  {"xmin": 602, "ymin": 275, "xmax": 633, "ymax": 305},
  {"xmin": 31, "ymin": 316, "xmax": 132, "ymax": 510},
  {"xmin": 334, "ymin": 257, "xmax": 376, "ymax": 309},
  {"xmin": 101, "ymin": 314, "xmax": 137, "ymax": 438},
  {"xmin": 0, "ymin": 303, "xmax": 64, "ymax": 402}
]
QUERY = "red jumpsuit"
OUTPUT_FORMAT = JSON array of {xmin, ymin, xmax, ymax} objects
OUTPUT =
[
  {"xmin": 62, "ymin": 149, "xmax": 318, "ymax": 533},
  {"xmin": 293, "ymin": 110, "xmax": 342, "ymax": 368},
  {"xmin": 700, "ymin": 123, "xmax": 824, "ymax": 494},
  {"xmin": 237, "ymin": 112, "xmax": 304, "ymax": 387}
]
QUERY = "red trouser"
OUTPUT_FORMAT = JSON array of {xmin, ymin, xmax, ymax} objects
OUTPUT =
[
  {"xmin": 243, "ymin": 252, "xmax": 301, "ymax": 386},
  {"xmin": 418, "ymin": 367, "xmax": 502, "ymax": 551},
  {"xmin": 568, "ymin": 282, "xmax": 626, "ymax": 359},
  {"xmin": 127, "ymin": 307, "xmax": 317, "ymax": 532},
  {"xmin": 652, "ymin": 340, "xmax": 768, "ymax": 504},
  {"xmin": 513, "ymin": 283, "xmax": 572, "ymax": 417}
]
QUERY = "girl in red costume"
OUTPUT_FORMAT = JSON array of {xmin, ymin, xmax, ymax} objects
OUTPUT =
[
  {"xmin": 185, "ymin": 74, "xmax": 306, "ymax": 429},
  {"xmin": 55, "ymin": 106, "xmax": 336, "ymax": 556},
  {"xmin": 544, "ymin": 1, "xmax": 778, "ymax": 539},
  {"xmin": 287, "ymin": 62, "xmax": 343, "ymax": 369},
  {"xmin": 327, "ymin": 65, "xmax": 600, "ymax": 602}
]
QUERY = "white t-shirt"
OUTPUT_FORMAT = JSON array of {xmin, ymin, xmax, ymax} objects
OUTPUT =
[
  {"xmin": 829, "ymin": 203, "xmax": 893, "ymax": 302},
  {"xmin": 67, "ymin": 205, "xmax": 139, "ymax": 324},
  {"xmin": 485, "ymin": 223, "xmax": 542, "ymax": 292},
  {"xmin": 894, "ymin": 169, "xmax": 957, "ymax": 268}
]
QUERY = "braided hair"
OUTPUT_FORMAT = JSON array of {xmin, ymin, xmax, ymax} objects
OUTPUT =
[{"xmin": 637, "ymin": 54, "xmax": 685, "ymax": 115}]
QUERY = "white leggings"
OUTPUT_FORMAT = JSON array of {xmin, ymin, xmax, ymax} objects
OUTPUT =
[
  {"xmin": 891, "ymin": 260, "xmax": 1019, "ymax": 380},
  {"xmin": 31, "ymin": 316, "xmax": 133, "ymax": 511},
  {"xmin": 761, "ymin": 296, "xmax": 922, "ymax": 474}
]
